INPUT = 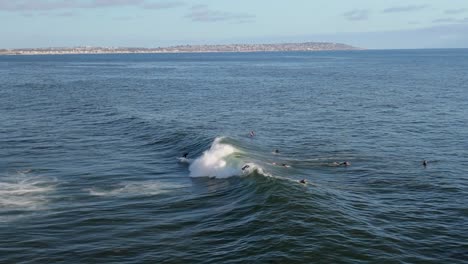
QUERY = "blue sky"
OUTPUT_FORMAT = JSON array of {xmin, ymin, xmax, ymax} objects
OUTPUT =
[{"xmin": 1, "ymin": 0, "xmax": 468, "ymax": 49}]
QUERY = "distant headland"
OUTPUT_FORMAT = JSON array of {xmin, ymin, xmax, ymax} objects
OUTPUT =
[{"xmin": 0, "ymin": 42, "xmax": 362, "ymax": 55}]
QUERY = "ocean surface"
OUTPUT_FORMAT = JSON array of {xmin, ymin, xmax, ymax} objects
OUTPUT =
[{"xmin": 0, "ymin": 50, "xmax": 467, "ymax": 263}]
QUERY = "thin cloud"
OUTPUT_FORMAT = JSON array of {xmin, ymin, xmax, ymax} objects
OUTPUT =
[
  {"xmin": 343, "ymin": 9, "xmax": 369, "ymax": 21},
  {"xmin": 445, "ymin": 8, "xmax": 468, "ymax": 15},
  {"xmin": 383, "ymin": 5, "xmax": 428, "ymax": 13},
  {"xmin": 20, "ymin": 13, "xmax": 35, "ymax": 17},
  {"xmin": 19, "ymin": 11, "xmax": 77, "ymax": 17},
  {"xmin": 433, "ymin": 17, "xmax": 468, "ymax": 24},
  {"xmin": 55, "ymin": 11, "xmax": 76, "ymax": 16},
  {"xmin": 186, "ymin": 5, "xmax": 255, "ymax": 23},
  {"xmin": 143, "ymin": 1, "xmax": 185, "ymax": 9},
  {"xmin": 190, "ymin": 4, "xmax": 208, "ymax": 10},
  {"xmin": 235, "ymin": 19, "xmax": 255, "ymax": 24},
  {"xmin": 90, "ymin": 0, "xmax": 145, "ymax": 8},
  {"xmin": 0, "ymin": 0, "xmax": 78, "ymax": 11},
  {"xmin": 0, "ymin": 0, "xmax": 185, "ymax": 11},
  {"xmin": 113, "ymin": 15, "xmax": 138, "ymax": 20},
  {"xmin": 433, "ymin": 18, "xmax": 459, "ymax": 23}
]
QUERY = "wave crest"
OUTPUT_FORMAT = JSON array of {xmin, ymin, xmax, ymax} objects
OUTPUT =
[
  {"xmin": 189, "ymin": 137, "xmax": 240, "ymax": 178},
  {"xmin": 189, "ymin": 137, "xmax": 272, "ymax": 178}
]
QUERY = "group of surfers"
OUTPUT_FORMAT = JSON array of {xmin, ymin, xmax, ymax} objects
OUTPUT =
[{"xmin": 181, "ymin": 131, "xmax": 429, "ymax": 185}]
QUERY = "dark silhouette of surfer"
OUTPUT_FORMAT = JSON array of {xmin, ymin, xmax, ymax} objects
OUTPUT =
[
  {"xmin": 339, "ymin": 161, "xmax": 351, "ymax": 166},
  {"xmin": 182, "ymin": 153, "xmax": 189, "ymax": 158},
  {"xmin": 242, "ymin": 165, "xmax": 250, "ymax": 171},
  {"xmin": 299, "ymin": 179, "xmax": 307, "ymax": 184},
  {"xmin": 423, "ymin": 160, "xmax": 427, "ymax": 167},
  {"xmin": 272, "ymin": 162, "xmax": 289, "ymax": 167}
]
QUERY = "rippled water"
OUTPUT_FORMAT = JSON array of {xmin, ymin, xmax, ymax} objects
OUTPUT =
[{"xmin": 1, "ymin": 50, "xmax": 467, "ymax": 263}]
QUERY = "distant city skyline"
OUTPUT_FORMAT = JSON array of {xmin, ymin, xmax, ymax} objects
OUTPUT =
[
  {"xmin": 0, "ymin": 42, "xmax": 360, "ymax": 55},
  {"xmin": 1, "ymin": 0, "xmax": 468, "ymax": 49}
]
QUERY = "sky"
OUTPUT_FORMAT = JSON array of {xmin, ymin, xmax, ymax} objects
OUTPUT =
[{"xmin": 1, "ymin": 0, "xmax": 468, "ymax": 49}]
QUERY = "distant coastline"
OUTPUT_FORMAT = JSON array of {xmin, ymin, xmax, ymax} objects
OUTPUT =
[{"xmin": 0, "ymin": 42, "xmax": 362, "ymax": 55}]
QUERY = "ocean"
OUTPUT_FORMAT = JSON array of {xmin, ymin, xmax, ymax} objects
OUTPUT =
[{"xmin": 1, "ymin": 50, "xmax": 467, "ymax": 263}]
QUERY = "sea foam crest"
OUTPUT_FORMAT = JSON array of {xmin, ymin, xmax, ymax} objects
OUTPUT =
[
  {"xmin": 189, "ymin": 137, "xmax": 239, "ymax": 178},
  {"xmin": 89, "ymin": 181, "xmax": 184, "ymax": 197},
  {"xmin": 241, "ymin": 163, "xmax": 272, "ymax": 177},
  {"xmin": 0, "ymin": 171, "xmax": 56, "ymax": 211}
]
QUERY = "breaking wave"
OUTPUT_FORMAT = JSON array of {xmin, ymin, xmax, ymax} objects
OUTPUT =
[
  {"xmin": 189, "ymin": 137, "xmax": 239, "ymax": 178},
  {"xmin": 189, "ymin": 137, "xmax": 271, "ymax": 178}
]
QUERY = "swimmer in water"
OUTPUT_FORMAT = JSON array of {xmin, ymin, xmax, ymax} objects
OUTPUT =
[
  {"xmin": 423, "ymin": 160, "xmax": 427, "ymax": 167},
  {"xmin": 274, "ymin": 149, "xmax": 279, "ymax": 154},
  {"xmin": 182, "ymin": 152, "xmax": 189, "ymax": 158},
  {"xmin": 241, "ymin": 165, "xmax": 250, "ymax": 171},
  {"xmin": 299, "ymin": 179, "xmax": 307, "ymax": 184}
]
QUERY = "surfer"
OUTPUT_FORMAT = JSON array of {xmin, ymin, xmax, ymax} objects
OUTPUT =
[
  {"xmin": 241, "ymin": 165, "xmax": 250, "ymax": 171},
  {"xmin": 274, "ymin": 149, "xmax": 279, "ymax": 154},
  {"xmin": 299, "ymin": 179, "xmax": 307, "ymax": 184},
  {"xmin": 340, "ymin": 161, "xmax": 351, "ymax": 166},
  {"xmin": 249, "ymin": 131, "xmax": 255, "ymax": 137},
  {"xmin": 272, "ymin": 162, "xmax": 289, "ymax": 167},
  {"xmin": 182, "ymin": 152, "xmax": 189, "ymax": 158},
  {"xmin": 423, "ymin": 160, "xmax": 427, "ymax": 167}
]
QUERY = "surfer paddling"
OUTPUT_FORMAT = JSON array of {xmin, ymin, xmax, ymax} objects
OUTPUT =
[
  {"xmin": 333, "ymin": 161, "xmax": 351, "ymax": 167},
  {"xmin": 299, "ymin": 179, "xmax": 307, "ymax": 184},
  {"xmin": 272, "ymin": 162, "xmax": 290, "ymax": 168},
  {"xmin": 341, "ymin": 161, "xmax": 351, "ymax": 166}
]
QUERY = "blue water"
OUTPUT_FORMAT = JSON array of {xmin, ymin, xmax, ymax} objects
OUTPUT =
[{"xmin": 1, "ymin": 50, "xmax": 467, "ymax": 263}]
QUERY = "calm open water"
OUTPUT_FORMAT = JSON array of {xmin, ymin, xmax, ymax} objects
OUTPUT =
[{"xmin": 1, "ymin": 50, "xmax": 467, "ymax": 263}]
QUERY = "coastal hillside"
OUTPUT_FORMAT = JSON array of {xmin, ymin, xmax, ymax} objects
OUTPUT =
[{"xmin": 0, "ymin": 42, "xmax": 361, "ymax": 55}]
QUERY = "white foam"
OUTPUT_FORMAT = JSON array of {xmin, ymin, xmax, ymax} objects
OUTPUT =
[
  {"xmin": 189, "ymin": 137, "xmax": 240, "ymax": 178},
  {"xmin": 241, "ymin": 162, "xmax": 272, "ymax": 177},
  {"xmin": 88, "ymin": 181, "xmax": 184, "ymax": 197},
  {"xmin": 177, "ymin": 157, "xmax": 192, "ymax": 164},
  {"xmin": 0, "ymin": 172, "xmax": 56, "ymax": 211}
]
